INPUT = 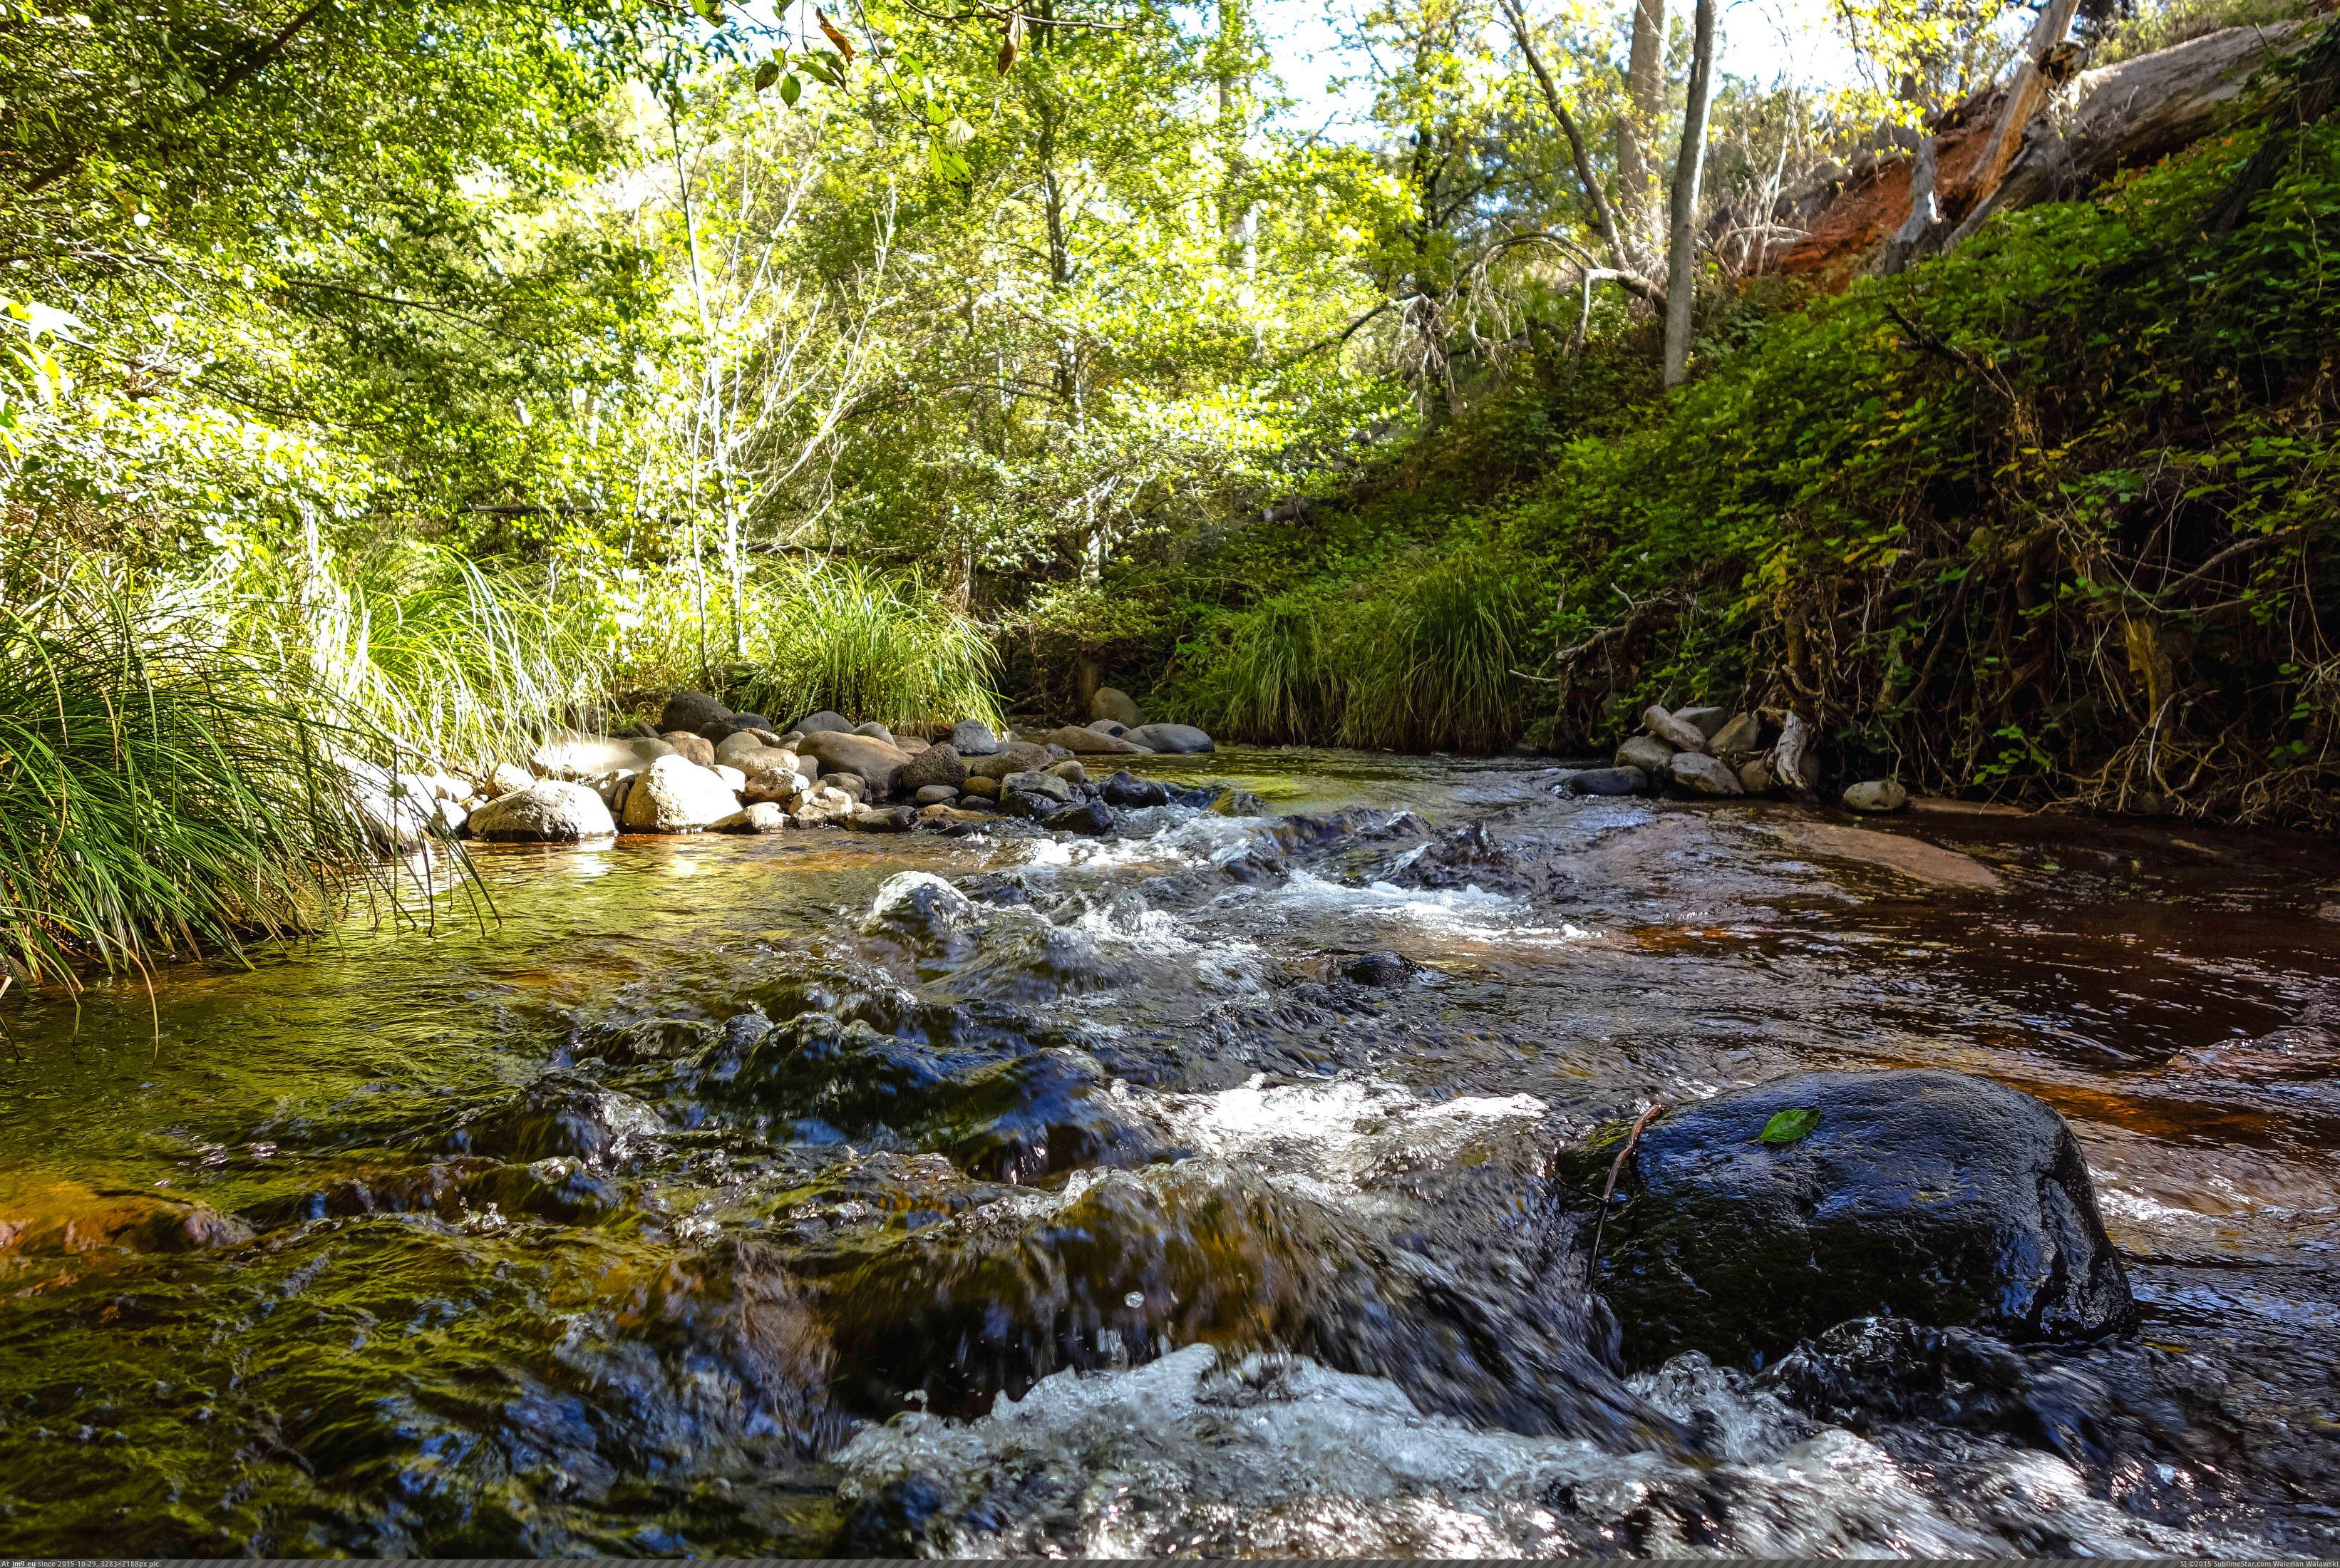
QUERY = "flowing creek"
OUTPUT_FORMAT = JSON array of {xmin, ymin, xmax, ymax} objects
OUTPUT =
[{"xmin": 2, "ymin": 749, "xmax": 2337, "ymax": 1556}]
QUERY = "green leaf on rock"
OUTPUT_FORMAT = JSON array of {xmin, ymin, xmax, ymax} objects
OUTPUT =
[{"xmin": 1758, "ymin": 1107, "xmax": 1820, "ymax": 1145}]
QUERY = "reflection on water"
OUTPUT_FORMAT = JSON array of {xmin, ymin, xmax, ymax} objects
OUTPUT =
[{"xmin": 1, "ymin": 749, "xmax": 2336, "ymax": 1555}]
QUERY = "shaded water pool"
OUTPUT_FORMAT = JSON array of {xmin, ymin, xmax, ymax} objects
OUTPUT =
[{"xmin": 2, "ymin": 750, "xmax": 2336, "ymax": 1555}]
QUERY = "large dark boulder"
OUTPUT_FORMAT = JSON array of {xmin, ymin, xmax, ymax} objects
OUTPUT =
[
  {"xmin": 899, "ymin": 743, "xmax": 968, "ymax": 793},
  {"xmin": 1101, "ymin": 769, "xmax": 1170, "ymax": 808},
  {"xmin": 790, "ymin": 709, "xmax": 855, "ymax": 736},
  {"xmin": 659, "ymin": 691, "xmax": 729, "ymax": 734},
  {"xmin": 1588, "ymin": 1069, "xmax": 2134, "ymax": 1368}
]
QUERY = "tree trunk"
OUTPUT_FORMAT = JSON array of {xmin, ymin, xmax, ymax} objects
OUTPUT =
[
  {"xmin": 1617, "ymin": 0, "xmax": 1667, "ymax": 266},
  {"xmin": 1663, "ymin": 0, "xmax": 1718, "ymax": 388},
  {"xmin": 1959, "ymin": 0, "xmax": 2084, "ymax": 217},
  {"xmin": 1877, "ymin": 133, "xmax": 1940, "ymax": 274},
  {"xmin": 1498, "ymin": 0, "xmax": 1649, "ymax": 287}
]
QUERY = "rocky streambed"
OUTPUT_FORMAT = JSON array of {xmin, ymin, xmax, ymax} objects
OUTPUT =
[{"xmin": 2, "ymin": 749, "xmax": 2337, "ymax": 1556}]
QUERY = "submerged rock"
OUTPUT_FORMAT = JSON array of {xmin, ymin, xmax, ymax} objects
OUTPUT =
[
  {"xmin": 468, "ymin": 780, "xmax": 617, "ymax": 842},
  {"xmin": 1587, "ymin": 1068, "xmax": 2135, "ymax": 1368}
]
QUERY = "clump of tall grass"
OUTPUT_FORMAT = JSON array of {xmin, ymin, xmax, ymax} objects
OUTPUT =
[
  {"xmin": 1339, "ymin": 556, "xmax": 1532, "ymax": 753},
  {"xmin": 230, "ymin": 544, "xmax": 612, "ymax": 773},
  {"xmin": 1168, "ymin": 555, "xmax": 1534, "ymax": 753},
  {"xmin": 0, "ymin": 586, "xmax": 383, "ymax": 991},
  {"xmin": 592, "ymin": 557, "xmax": 1004, "ymax": 731}
]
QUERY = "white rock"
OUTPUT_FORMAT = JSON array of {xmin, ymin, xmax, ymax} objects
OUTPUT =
[
  {"xmin": 1842, "ymin": 778, "xmax": 1910, "ymax": 814},
  {"xmin": 619, "ymin": 755, "xmax": 742, "ymax": 832},
  {"xmin": 467, "ymin": 780, "xmax": 617, "ymax": 842}
]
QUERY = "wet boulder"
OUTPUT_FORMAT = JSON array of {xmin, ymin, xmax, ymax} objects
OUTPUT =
[
  {"xmin": 467, "ymin": 780, "xmax": 617, "ymax": 842},
  {"xmin": 1101, "ymin": 769, "xmax": 1171, "ymax": 808},
  {"xmin": 1043, "ymin": 799, "xmax": 1118, "ymax": 835},
  {"xmin": 1588, "ymin": 1068, "xmax": 2135, "ymax": 1368},
  {"xmin": 1565, "ymin": 765, "xmax": 1651, "ymax": 797},
  {"xmin": 847, "ymin": 805, "xmax": 918, "ymax": 832},
  {"xmin": 1124, "ymin": 722, "xmax": 1214, "ymax": 754}
]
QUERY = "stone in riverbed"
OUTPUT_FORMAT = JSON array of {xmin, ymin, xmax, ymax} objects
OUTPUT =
[
  {"xmin": 914, "ymin": 785, "xmax": 961, "ymax": 806},
  {"xmin": 1584, "ymin": 1068, "xmax": 2135, "ymax": 1368},
  {"xmin": 1565, "ymin": 765, "xmax": 1651, "ymax": 797},
  {"xmin": 1047, "ymin": 759, "xmax": 1086, "ymax": 785},
  {"xmin": 1044, "ymin": 798, "xmax": 1118, "ymax": 835},
  {"xmin": 1088, "ymin": 719, "xmax": 1128, "ymax": 738},
  {"xmin": 483, "ymin": 762, "xmax": 535, "ymax": 800},
  {"xmin": 468, "ymin": 780, "xmax": 617, "ymax": 842},
  {"xmin": 966, "ymin": 743, "xmax": 1053, "ymax": 780},
  {"xmin": 531, "ymin": 736, "xmax": 673, "ymax": 782},
  {"xmin": 798, "ymin": 731, "xmax": 913, "ymax": 798},
  {"xmin": 1675, "ymin": 706, "xmax": 1731, "ymax": 741},
  {"xmin": 1615, "ymin": 734, "xmax": 1674, "ymax": 776},
  {"xmin": 1031, "ymin": 724, "xmax": 1150, "ymax": 755},
  {"xmin": 1124, "ymin": 723, "xmax": 1213, "ymax": 755},
  {"xmin": 827, "ymin": 773, "xmax": 868, "ymax": 803},
  {"xmin": 1641, "ymin": 704, "xmax": 1708, "ymax": 754},
  {"xmin": 1736, "ymin": 757, "xmax": 1775, "ymax": 795},
  {"xmin": 720, "ymin": 801, "xmax": 789, "ymax": 833},
  {"xmin": 1843, "ymin": 778, "xmax": 1909, "ymax": 813},
  {"xmin": 1711, "ymin": 711, "xmax": 1764, "ymax": 754},
  {"xmin": 659, "ymin": 691, "xmax": 729, "ymax": 733},
  {"xmin": 1090, "ymin": 686, "xmax": 1143, "ymax": 726},
  {"xmin": 790, "ymin": 709, "xmax": 855, "ymax": 736},
  {"xmin": 619, "ymin": 755, "xmax": 741, "ymax": 832},
  {"xmin": 853, "ymin": 721, "xmax": 897, "ymax": 743},
  {"xmin": 1101, "ymin": 770, "xmax": 1170, "ymax": 808},
  {"xmin": 847, "ymin": 805, "xmax": 918, "ymax": 832},
  {"xmin": 1668, "ymin": 753, "xmax": 1744, "ymax": 796},
  {"xmin": 1002, "ymin": 770, "xmax": 1073, "ymax": 805},
  {"xmin": 949, "ymin": 720, "xmax": 1001, "ymax": 756},
  {"xmin": 660, "ymin": 731, "xmax": 718, "ymax": 768},
  {"xmin": 899, "ymin": 743, "xmax": 969, "ymax": 793},
  {"xmin": 959, "ymin": 775, "xmax": 1001, "ymax": 800}
]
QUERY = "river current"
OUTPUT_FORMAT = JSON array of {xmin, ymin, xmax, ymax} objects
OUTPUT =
[{"xmin": 1, "ymin": 749, "xmax": 2335, "ymax": 1556}]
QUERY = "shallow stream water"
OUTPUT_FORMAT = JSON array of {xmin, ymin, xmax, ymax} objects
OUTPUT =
[{"xmin": 3, "ymin": 750, "xmax": 2337, "ymax": 1556}]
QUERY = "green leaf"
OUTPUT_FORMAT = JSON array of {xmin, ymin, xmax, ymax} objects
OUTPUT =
[
  {"xmin": 779, "ymin": 73, "xmax": 801, "ymax": 105},
  {"xmin": 1757, "ymin": 1108, "xmax": 1820, "ymax": 1146},
  {"xmin": 752, "ymin": 59, "xmax": 780, "ymax": 91}
]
